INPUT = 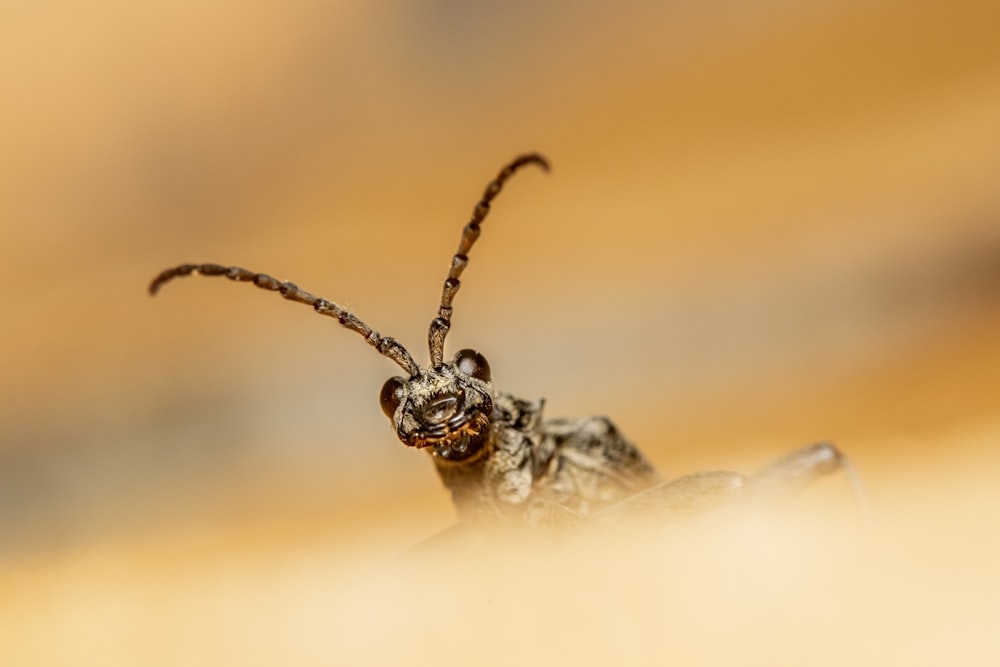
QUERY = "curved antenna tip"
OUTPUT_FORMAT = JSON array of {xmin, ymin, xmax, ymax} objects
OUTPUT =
[{"xmin": 517, "ymin": 152, "xmax": 551, "ymax": 172}]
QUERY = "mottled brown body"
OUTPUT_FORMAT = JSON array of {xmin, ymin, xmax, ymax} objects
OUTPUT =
[
  {"xmin": 432, "ymin": 393, "xmax": 659, "ymax": 527},
  {"xmin": 150, "ymin": 153, "xmax": 861, "ymax": 535}
]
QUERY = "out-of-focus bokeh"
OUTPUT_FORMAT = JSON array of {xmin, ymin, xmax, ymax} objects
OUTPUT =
[{"xmin": 2, "ymin": 0, "xmax": 999, "ymax": 664}]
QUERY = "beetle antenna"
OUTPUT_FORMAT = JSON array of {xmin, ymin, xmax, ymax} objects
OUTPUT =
[
  {"xmin": 427, "ymin": 153, "xmax": 550, "ymax": 366},
  {"xmin": 149, "ymin": 263, "xmax": 419, "ymax": 375}
]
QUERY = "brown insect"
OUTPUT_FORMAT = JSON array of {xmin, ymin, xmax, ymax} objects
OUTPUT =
[{"xmin": 150, "ymin": 153, "xmax": 860, "ymax": 535}]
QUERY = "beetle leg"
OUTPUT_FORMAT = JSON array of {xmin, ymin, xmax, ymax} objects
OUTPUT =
[
  {"xmin": 598, "ymin": 470, "xmax": 748, "ymax": 522},
  {"xmin": 750, "ymin": 441, "xmax": 868, "ymax": 514},
  {"xmin": 599, "ymin": 442, "xmax": 866, "ymax": 523}
]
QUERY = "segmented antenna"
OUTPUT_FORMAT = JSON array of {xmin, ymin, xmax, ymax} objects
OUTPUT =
[
  {"xmin": 428, "ymin": 153, "xmax": 550, "ymax": 366},
  {"xmin": 149, "ymin": 263, "xmax": 420, "ymax": 375}
]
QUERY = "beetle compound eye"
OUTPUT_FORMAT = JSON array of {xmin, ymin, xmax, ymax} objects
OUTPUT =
[
  {"xmin": 379, "ymin": 376, "xmax": 406, "ymax": 419},
  {"xmin": 455, "ymin": 349, "xmax": 491, "ymax": 382}
]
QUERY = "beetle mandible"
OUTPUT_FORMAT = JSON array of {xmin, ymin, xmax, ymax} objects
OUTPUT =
[{"xmin": 150, "ymin": 153, "xmax": 858, "ymax": 534}]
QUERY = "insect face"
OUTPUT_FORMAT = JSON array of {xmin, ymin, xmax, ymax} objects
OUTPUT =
[{"xmin": 380, "ymin": 349, "xmax": 494, "ymax": 463}]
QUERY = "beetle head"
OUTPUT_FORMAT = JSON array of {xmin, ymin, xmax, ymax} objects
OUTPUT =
[{"xmin": 379, "ymin": 349, "xmax": 494, "ymax": 463}]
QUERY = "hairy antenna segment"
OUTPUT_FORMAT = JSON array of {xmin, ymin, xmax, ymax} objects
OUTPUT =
[
  {"xmin": 428, "ymin": 152, "xmax": 550, "ymax": 366},
  {"xmin": 148, "ymin": 263, "xmax": 419, "ymax": 375}
]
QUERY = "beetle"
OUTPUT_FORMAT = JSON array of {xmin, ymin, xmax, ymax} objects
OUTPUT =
[{"xmin": 150, "ymin": 153, "xmax": 859, "ymax": 534}]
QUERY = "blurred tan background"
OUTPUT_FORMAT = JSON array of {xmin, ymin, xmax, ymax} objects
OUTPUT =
[{"xmin": 2, "ymin": 0, "xmax": 999, "ymax": 664}]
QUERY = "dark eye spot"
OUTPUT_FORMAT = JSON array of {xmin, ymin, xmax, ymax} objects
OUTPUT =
[
  {"xmin": 455, "ymin": 349, "xmax": 491, "ymax": 382},
  {"xmin": 379, "ymin": 376, "xmax": 406, "ymax": 419}
]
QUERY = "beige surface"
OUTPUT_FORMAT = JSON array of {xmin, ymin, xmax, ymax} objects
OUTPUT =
[{"xmin": 2, "ymin": 0, "xmax": 999, "ymax": 664}]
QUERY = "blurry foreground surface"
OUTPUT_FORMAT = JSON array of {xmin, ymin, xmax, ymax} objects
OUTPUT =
[
  {"xmin": 3, "ymin": 464, "xmax": 998, "ymax": 665},
  {"xmin": 2, "ymin": 0, "xmax": 999, "ymax": 663}
]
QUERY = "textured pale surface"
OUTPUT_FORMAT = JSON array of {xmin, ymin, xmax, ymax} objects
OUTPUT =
[{"xmin": 2, "ymin": 0, "xmax": 999, "ymax": 664}]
